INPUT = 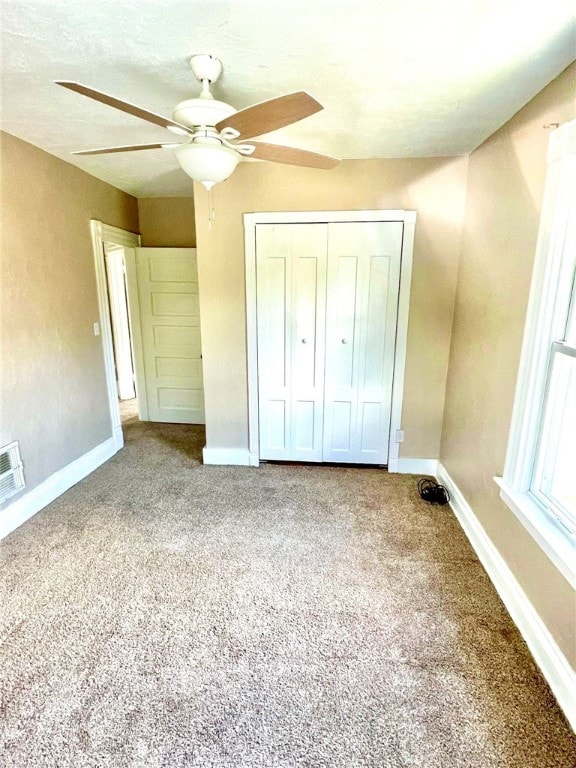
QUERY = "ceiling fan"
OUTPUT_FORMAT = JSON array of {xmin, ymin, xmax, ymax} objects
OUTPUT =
[{"xmin": 56, "ymin": 54, "xmax": 340, "ymax": 189}]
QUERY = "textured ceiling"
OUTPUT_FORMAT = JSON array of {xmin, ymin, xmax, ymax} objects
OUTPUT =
[{"xmin": 1, "ymin": 0, "xmax": 575, "ymax": 197}]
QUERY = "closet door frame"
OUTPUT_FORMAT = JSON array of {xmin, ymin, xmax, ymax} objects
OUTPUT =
[{"xmin": 244, "ymin": 210, "xmax": 416, "ymax": 471}]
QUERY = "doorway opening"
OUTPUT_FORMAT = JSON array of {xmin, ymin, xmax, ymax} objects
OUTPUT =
[
  {"xmin": 91, "ymin": 221, "xmax": 141, "ymax": 451},
  {"xmin": 92, "ymin": 222, "xmax": 206, "ymax": 449},
  {"xmin": 103, "ymin": 242, "xmax": 139, "ymax": 427},
  {"xmin": 119, "ymin": 398, "xmax": 138, "ymax": 424}
]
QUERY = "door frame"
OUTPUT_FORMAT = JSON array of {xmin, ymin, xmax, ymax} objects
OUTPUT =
[
  {"xmin": 90, "ymin": 220, "xmax": 142, "ymax": 450},
  {"xmin": 243, "ymin": 210, "xmax": 416, "ymax": 471}
]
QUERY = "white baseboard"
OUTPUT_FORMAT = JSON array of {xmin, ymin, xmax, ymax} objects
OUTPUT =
[
  {"xmin": 393, "ymin": 457, "xmax": 438, "ymax": 475},
  {"xmin": 436, "ymin": 462, "xmax": 576, "ymax": 732},
  {"xmin": 202, "ymin": 447, "xmax": 251, "ymax": 466},
  {"xmin": 112, "ymin": 423, "xmax": 124, "ymax": 451},
  {"xmin": 0, "ymin": 437, "xmax": 119, "ymax": 541}
]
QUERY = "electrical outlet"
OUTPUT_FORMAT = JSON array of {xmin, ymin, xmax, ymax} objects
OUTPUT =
[
  {"xmin": 395, "ymin": 429, "xmax": 405, "ymax": 443},
  {"xmin": 93, "ymin": 322, "xmax": 100, "ymax": 336}
]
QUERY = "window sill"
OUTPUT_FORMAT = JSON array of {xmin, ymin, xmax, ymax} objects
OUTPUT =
[{"xmin": 494, "ymin": 477, "xmax": 576, "ymax": 589}]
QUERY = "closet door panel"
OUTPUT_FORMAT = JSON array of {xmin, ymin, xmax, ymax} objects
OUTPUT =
[
  {"xmin": 290, "ymin": 225, "xmax": 327, "ymax": 460},
  {"xmin": 323, "ymin": 253, "xmax": 360, "ymax": 459},
  {"xmin": 363, "ymin": 256, "xmax": 392, "ymax": 389},
  {"xmin": 256, "ymin": 229, "xmax": 290, "ymax": 457},
  {"xmin": 292, "ymin": 253, "xmax": 323, "ymax": 391},
  {"xmin": 328, "ymin": 255, "xmax": 358, "ymax": 388},
  {"xmin": 356, "ymin": 228, "xmax": 403, "ymax": 462},
  {"xmin": 256, "ymin": 223, "xmax": 327, "ymax": 460},
  {"xmin": 331, "ymin": 401, "xmax": 353, "ymax": 450},
  {"xmin": 293, "ymin": 401, "xmax": 316, "ymax": 450},
  {"xmin": 360, "ymin": 401, "xmax": 382, "ymax": 451},
  {"xmin": 265, "ymin": 400, "xmax": 287, "ymax": 450},
  {"xmin": 324, "ymin": 222, "xmax": 403, "ymax": 463}
]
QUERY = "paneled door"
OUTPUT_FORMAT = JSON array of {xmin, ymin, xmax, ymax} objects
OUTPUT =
[
  {"xmin": 135, "ymin": 248, "xmax": 205, "ymax": 424},
  {"xmin": 322, "ymin": 222, "xmax": 403, "ymax": 463},
  {"xmin": 255, "ymin": 221, "xmax": 403, "ymax": 464},
  {"xmin": 256, "ymin": 224, "xmax": 328, "ymax": 460}
]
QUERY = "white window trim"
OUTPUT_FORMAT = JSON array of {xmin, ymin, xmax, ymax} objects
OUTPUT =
[{"xmin": 495, "ymin": 119, "xmax": 576, "ymax": 589}]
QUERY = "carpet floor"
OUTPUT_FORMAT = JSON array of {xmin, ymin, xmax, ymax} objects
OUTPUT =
[{"xmin": 1, "ymin": 416, "xmax": 574, "ymax": 767}]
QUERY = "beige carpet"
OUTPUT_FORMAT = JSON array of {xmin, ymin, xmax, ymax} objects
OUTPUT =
[
  {"xmin": 120, "ymin": 398, "xmax": 139, "ymax": 423},
  {"xmin": 1, "ymin": 415, "xmax": 574, "ymax": 767}
]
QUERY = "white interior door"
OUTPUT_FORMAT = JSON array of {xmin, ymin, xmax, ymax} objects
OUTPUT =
[
  {"xmin": 104, "ymin": 244, "xmax": 135, "ymax": 401},
  {"xmin": 135, "ymin": 247, "xmax": 205, "ymax": 424},
  {"xmin": 256, "ymin": 221, "xmax": 403, "ymax": 465},
  {"xmin": 322, "ymin": 222, "xmax": 403, "ymax": 463},
  {"xmin": 256, "ymin": 224, "xmax": 327, "ymax": 460}
]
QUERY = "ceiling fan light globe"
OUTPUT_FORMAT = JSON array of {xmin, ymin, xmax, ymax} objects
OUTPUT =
[{"xmin": 174, "ymin": 143, "xmax": 240, "ymax": 188}]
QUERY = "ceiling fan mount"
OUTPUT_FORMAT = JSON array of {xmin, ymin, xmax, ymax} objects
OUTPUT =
[
  {"xmin": 56, "ymin": 53, "xmax": 340, "ymax": 189},
  {"xmin": 170, "ymin": 54, "xmax": 236, "ymax": 131},
  {"xmin": 189, "ymin": 53, "xmax": 223, "ymax": 85}
]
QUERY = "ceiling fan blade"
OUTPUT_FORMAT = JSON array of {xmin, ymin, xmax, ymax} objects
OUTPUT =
[
  {"xmin": 55, "ymin": 81, "xmax": 190, "ymax": 134},
  {"xmin": 247, "ymin": 141, "xmax": 340, "ymax": 170},
  {"xmin": 215, "ymin": 92, "xmax": 323, "ymax": 139},
  {"xmin": 72, "ymin": 143, "xmax": 174, "ymax": 155}
]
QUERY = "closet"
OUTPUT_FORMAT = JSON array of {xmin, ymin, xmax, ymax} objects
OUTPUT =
[{"xmin": 248, "ymin": 212, "xmax": 414, "ymax": 466}]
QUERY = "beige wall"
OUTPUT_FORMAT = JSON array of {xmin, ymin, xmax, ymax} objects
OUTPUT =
[
  {"xmin": 0, "ymin": 132, "xmax": 139, "ymax": 502},
  {"xmin": 138, "ymin": 197, "xmax": 196, "ymax": 247},
  {"xmin": 194, "ymin": 157, "xmax": 468, "ymax": 456},
  {"xmin": 440, "ymin": 63, "xmax": 576, "ymax": 666}
]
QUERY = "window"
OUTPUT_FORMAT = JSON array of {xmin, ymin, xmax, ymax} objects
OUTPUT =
[
  {"xmin": 496, "ymin": 119, "xmax": 576, "ymax": 588},
  {"xmin": 531, "ymin": 286, "xmax": 576, "ymax": 532}
]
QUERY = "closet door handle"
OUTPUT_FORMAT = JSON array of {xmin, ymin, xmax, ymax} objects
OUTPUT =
[
  {"xmin": 301, "ymin": 338, "xmax": 309, "ymax": 344},
  {"xmin": 341, "ymin": 338, "xmax": 349, "ymax": 344}
]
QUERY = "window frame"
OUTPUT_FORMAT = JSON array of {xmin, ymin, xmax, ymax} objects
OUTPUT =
[{"xmin": 496, "ymin": 118, "xmax": 576, "ymax": 589}]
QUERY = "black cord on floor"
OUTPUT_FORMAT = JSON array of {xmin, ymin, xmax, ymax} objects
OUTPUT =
[{"xmin": 418, "ymin": 477, "xmax": 450, "ymax": 505}]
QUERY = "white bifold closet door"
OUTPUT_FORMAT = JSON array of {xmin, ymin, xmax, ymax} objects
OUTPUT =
[
  {"xmin": 256, "ymin": 224, "xmax": 328, "ymax": 461},
  {"xmin": 256, "ymin": 220, "xmax": 403, "ymax": 464}
]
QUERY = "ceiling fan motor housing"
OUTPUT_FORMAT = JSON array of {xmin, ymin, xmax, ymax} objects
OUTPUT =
[{"xmin": 172, "ymin": 98, "xmax": 236, "ymax": 129}]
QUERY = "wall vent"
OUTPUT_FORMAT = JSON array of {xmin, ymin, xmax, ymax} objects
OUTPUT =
[{"xmin": 0, "ymin": 441, "xmax": 25, "ymax": 504}]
